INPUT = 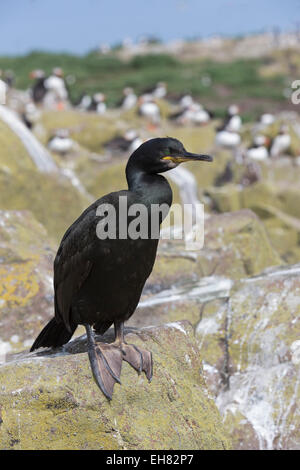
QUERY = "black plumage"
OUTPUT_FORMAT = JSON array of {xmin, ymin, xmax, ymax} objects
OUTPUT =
[
  {"xmin": 104, "ymin": 136, "xmax": 133, "ymax": 152},
  {"xmin": 31, "ymin": 137, "xmax": 212, "ymax": 399},
  {"xmin": 32, "ymin": 77, "xmax": 47, "ymax": 104}
]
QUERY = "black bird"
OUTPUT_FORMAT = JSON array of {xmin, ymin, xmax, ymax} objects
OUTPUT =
[
  {"xmin": 214, "ymin": 161, "xmax": 234, "ymax": 187},
  {"xmin": 30, "ymin": 70, "xmax": 47, "ymax": 104},
  {"xmin": 30, "ymin": 137, "xmax": 213, "ymax": 399}
]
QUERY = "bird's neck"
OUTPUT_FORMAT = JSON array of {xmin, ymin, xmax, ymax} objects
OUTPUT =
[{"xmin": 126, "ymin": 165, "xmax": 173, "ymax": 208}]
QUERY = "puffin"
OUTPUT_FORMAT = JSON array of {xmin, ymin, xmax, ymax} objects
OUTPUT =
[
  {"xmin": 142, "ymin": 82, "xmax": 167, "ymax": 100},
  {"xmin": 218, "ymin": 105, "xmax": 242, "ymax": 133},
  {"xmin": 215, "ymin": 128, "xmax": 241, "ymax": 148},
  {"xmin": 47, "ymin": 129, "xmax": 75, "ymax": 155},
  {"xmin": 3, "ymin": 69, "xmax": 15, "ymax": 88},
  {"xmin": 259, "ymin": 113, "xmax": 275, "ymax": 127},
  {"xmin": 88, "ymin": 93, "xmax": 107, "ymax": 114},
  {"xmin": 30, "ymin": 137, "xmax": 213, "ymax": 400},
  {"xmin": 246, "ymin": 135, "xmax": 269, "ymax": 161},
  {"xmin": 169, "ymin": 100, "xmax": 213, "ymax": 126},
  {"xmin": 21, "ymin": 102, "xmax": 40, "ymax": 130},
  {"xmin": 119, "ymin": 87, "xmax": 137, "ymax": 110},
  {"xmin": 215, "ymin": 105, "xmax": 242, "ymax": 148},
  {"xmin": 138, "ymin": 95, "xmax": 161, "ymax": 127},
  {"xmin": 0, "ymin": 72, "xmax": 7, "ymax": 103},
  {"xmin": 270, "ymin": 125, "xmax": 291, "ymax": 157},
  {"xmin": 74, "ymin": 92, "xmax": 92, "ymax": 111}
]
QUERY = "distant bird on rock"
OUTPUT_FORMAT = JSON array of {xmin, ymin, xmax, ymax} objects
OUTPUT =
[
  {"xmin": 119, "ymin": 87, "xmax": 137, "ymax": 110},
  {"xmin": 104, "ymin": 129, "xmax": 143, "ymax": 154},
  {"xmin": 21, "ymin": 102, "xmax": 40, "ymax": 130},
  {"xmin": 89, "ymin": 93, "xmax": 107, "ymax": 114},
  {"xmin": 43, "ymin": 67, "xmax": 69, "ymax": 110},
  {"xmin": 246, "ymin": 135, "xmax": 269, "ymax": 161},
  {"xmin": 142, "ymin": 82, "xmax": 167, "ymax": 100},
  {"xmin": 30, "ymin": 69, "xmax": 47, "ymax": 104},
  {"xmin": 215, "ymin": 105, "xmax": 242, "ymax": 148},
  {"xmin": 270, "ymin": 125, "xmax": 291, "ymax": 157},
  {"xmin": 138, "ymin": 95, "xmax": 161, "ymax": 128},
  {"xmin": 47, "ymin": 129, "xmax": 75, "ymax": 155},
  {"xmin": 221, "ymin": 105, "xmax": 242, "ymax": 132},
  {"xmin": 215, "ymin": 129, "xmax": 241, "ymax": 149},
  {"xmin": 74, "ymin": 92, "xmax": 92, "ymax": 111}
]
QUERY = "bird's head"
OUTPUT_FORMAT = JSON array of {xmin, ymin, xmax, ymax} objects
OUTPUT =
[
  {"xmin": 127, "ymin": 137, "xmax": 213, "ymax": 175},
  {"xmin": 29, "ymin": 69, "xmax": 45, "ymax": 80}
]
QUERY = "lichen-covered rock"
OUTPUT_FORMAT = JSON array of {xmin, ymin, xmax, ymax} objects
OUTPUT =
[
  {"xmin": 198, "ymin": 209, "xmax": 282, "ymax": 279},
  {"xmin": 196, "ymin": 264, "xmax": 300, "ymax": 450},
  {"xmin": 145, "ymin": 253, "xmax": 199, "ymax": 294},
  {"xmin": 0, "ymin": 322, "xmax": 232, "ymax": 450},
  {"xmin": 40, "ymin": 110, "xmax": 119, "ymax": 153},
  {"xmin": 0, "ymin": 118, "xmax": 37, "ymax": 173},
  {"xmin": 0, "ymin": 211, "xmax": 55, "ymax": 358},
  {"xmin": 206, "ymin": 184, "xmax": 242, "ymax": 213},
  {"xmin": 147, "ymin": 210, "xmax": 282, "ymax": 295},
  {"xmin": 0, "ymin": 168, "xmax": 90, "ymax": 242},
  {"xmin": 207, "ymin": 176, "xmax": 300, "ymax": 264},
  {"xmin": 0, "ymin": 112, "xmax": 90, "ymax": 242},
  {"xmin": 137, "ymin": 210, "xmax": 282, "ymax": 329},
  {"xmin": 134, "ymin": 274, "xmax": 233, "ymax": 334}
]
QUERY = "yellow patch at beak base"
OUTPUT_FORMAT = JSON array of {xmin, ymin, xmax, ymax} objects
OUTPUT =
[{"xmin": 162, "ymin": 156, "xmax": 187, "ymax": 163}]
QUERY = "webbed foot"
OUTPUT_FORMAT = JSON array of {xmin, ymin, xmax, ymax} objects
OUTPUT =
[
  {"xmin": 122, "ymin": 343, "xmax": 153, "ymax": 382},
  {"xmin": 85, "ymin": 325, "xmax": 122, "ymax": 400}
]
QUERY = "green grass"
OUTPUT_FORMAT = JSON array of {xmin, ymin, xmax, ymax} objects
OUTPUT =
[{"xmin": 0, "ymin": 51, "xmax": 287, "ymax": 115}]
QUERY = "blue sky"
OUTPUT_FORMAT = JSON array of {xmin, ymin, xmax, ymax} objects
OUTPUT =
[{"xmin": 1, "ymin": 0, "xmax": 299, "ymax": 55}]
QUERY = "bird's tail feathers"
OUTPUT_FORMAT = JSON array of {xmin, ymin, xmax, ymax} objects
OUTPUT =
[{"xmin": 30, "ymin": 317, "xmax": 76, "ymax": 351}]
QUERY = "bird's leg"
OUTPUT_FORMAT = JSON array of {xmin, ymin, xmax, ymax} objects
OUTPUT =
[
  {"xmin": 85, "ymin": 324, "xmax": 122, "ymax": 400},
  {"xmin": 114, "ymin": 322, "xmax": 153, "ymax": 382}
]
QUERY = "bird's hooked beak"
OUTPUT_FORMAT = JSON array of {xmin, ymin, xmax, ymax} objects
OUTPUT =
[{"xmin": 162, "ymin": 151, "xmax": 213, "ymax": 163}]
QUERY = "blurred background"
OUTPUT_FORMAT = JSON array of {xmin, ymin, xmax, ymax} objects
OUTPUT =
[{"xmin": 1, "ymin": 0, "xmax": 300, "ymax": 450}]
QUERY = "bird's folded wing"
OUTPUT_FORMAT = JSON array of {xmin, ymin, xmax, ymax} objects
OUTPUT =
[{"xmin": 53, "ymin": 205, "xmax": 97, "ymax": 330}]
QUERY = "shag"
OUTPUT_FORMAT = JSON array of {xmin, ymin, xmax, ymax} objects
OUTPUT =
[
  {"xmin": 31, "ymin": 137, "xmax": 212, "ymax": 399},
  {"xmin": 104, "ymin": 129, "xmax": 142, "ymax": 154}
]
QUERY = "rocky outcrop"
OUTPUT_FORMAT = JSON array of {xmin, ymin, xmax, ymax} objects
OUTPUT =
[
  {"xmin": 198, "ymin": 209, "xmax": 282, "ymax": 278},
  {"xmin": 1, "ymin": 104, "xmax": 299, "ymax": 450},
  {"xmin": 206, "ymin": 171, "xmax": 300, "ymax": 264},
  {"xmin": 0, "ymin": 211, "xmax": 55, "ymax": 358},
  {"xmin": 137, "ymin": 263, "xmax": 300, "ymax": 449},
  {"xmin": 0, "ymin": 207, "xmax": 293, "ymax": 450},
  {"xmin": 147, "ymin": 209, "xmax": 282, "ymax": 295},
  {"xmin": 0, "ymin": 322, "xmax": 232, "ymax": 450},
  {"xmin": 196, "ymin": 264, "xmax": 300, "ymax": 450},
  {"xmin": 0, "ymin": 114, "xmax": 90, "ymax": 241}
]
